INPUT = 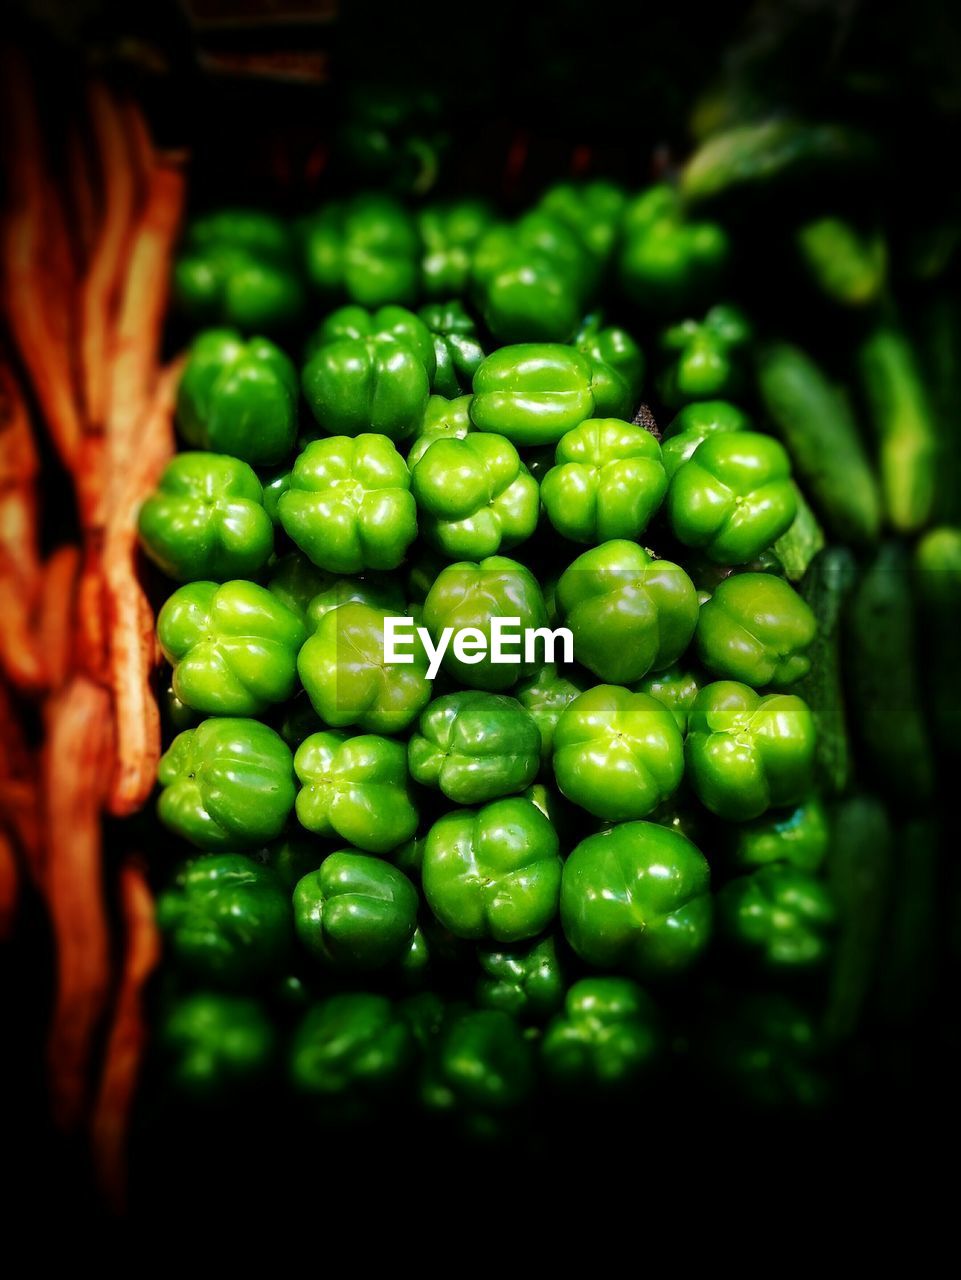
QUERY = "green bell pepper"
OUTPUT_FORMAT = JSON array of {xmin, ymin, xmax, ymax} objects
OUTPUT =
[
  {"xmin": 574, "ymin": 317, "xmax": 644, "ymax": 406},
  {"xmin": 293, "ymin": 851, "xmax": 419, "ymax": 970},
  {"xmin": 302, "ymin": 194, "xmax": 420, "ymax": 307},
  {"xmin": 658, "ymin": 303, "xmax": 751, "ymax": 407},
  {"xmin": 471, "ymin": 344, "xmax": 630, "ymax": 446},
  {"xmin": 406, "ymin": 394, "xmax": 473, "ymax": 467},
  {"xmin": 667, "ymin": 432, "xmax": 797, "ymax": 564},
  {"xmin": 515, "ymin": 662, "xmax": 588, "ymax": 758},
  {"xmin": 302, "ymin": 334, "xmax": 430, "ymax": 442},
  {"xmin": 294, "ymin": 731, "xmax": 418, "ymax": 853},
  {"xmin": 408, "ymin": 691, "xmax": 541, "ymax": 804},
  {"xmin": 156, "ymin": 853, "xmax": 292, "ymax": 983},
  {"xmin": 539, "ymin": 180, "xmax": 627, "ymax": 267},
  {"xmin": 541, "ymin": 977, "xmax": 661, "ymax": 1089},
  {"xmin": 634, "ymin": 665, "xmax": 700, "ymax": 733},
  {"xmin": 176, "ymin": 329, "xmax": 298, "ymax": 467},
  {"xmin": 157, "ymin": 718, "xmax": 296, "ymax": 849},
  {"xmin": 417, "ymin": 301, "xmax": 486, "ymax": 398},
  {"xmin": 157, "ymin": 580, "xmax": 306, "ymax": 716},
  {"xmin": 298, "ymin": 601, "xmax": 431, "ymax": 734},
  {"xmin": 661, "ymin": 398, "xmax": 749, "ymax": 478},
  {"xmin": 729, "ymin": 797, "xmax": 830, "ymax": 874},
  {"xmin": 290, "ymin": 993, "xmax": 414, "ymax": 1099},
  {"xmin": 138, "ymin": 452, "xmax": 274, "ymax": 583},
  {"xmin": 410, "ymin": 433, "xmax": 539, "ymax": 559},
  {"xmin": 266, "ymin": 552, "xmax": 333, "ymax": 624},
  {"xmin": 422, "ymin": 796, "xmax": 562, "ymax": 942},
  {"xmin": 475, "ymin": 935, "xmax": 565, "ymax": 1021},
  {"xmin": 696, "ymin": 573, "xmax": 816, "ymax": 687},
  {"xmin": 561, "ymin": 821, "xmax": 713, "ymax": 978},
  {"xmin": 278, "ymin": 435, "xmax": 417, "ymax": 573},
  {"xmin": 307, "ymin": 303, "xmax": 436, "ymax": 378},
  {"xmin": 422, "ymin": 1008, "xmax": 534, "ymax": 1113},
  {"xmin": 421, "ymin": 555, "xmax": 549, "ymax": 691},
  {"xmin": 555, "ymin": 540, "xmax": 699, "ymax": 684},
  {"xmin": 419, "ymin": 200, "xmax": 494, "ymax": 298},
  {"xmin": 686, "ymin": 681, "xmax": 816, "ymax": 820},
  {"xmin": 159, "ymin": 992, "xmax": 276, "ymax": 1099},
  {"xmin": 719, "ymin": 865, "xmax": 836, "ymax": 970},
  {"xmin": 304, "ymin": 574, "xmax": 406, "ymax": 632},
  {"xmin": 540, "ymin": 419, "xmax": 667, "ymax": 544},
  {"xmin": 619, "ymin": 184, "xmax": 730, "ymax": 312},
  {"xmin": 553, "ymin": 685, "xmax": 684, "ymax": 821}
]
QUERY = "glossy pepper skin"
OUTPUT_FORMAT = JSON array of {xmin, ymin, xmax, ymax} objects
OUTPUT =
[
  {"xmin": 561, "ymin": 821, "xmax": 712, "ymax": 978},
  {"xmin": 619, "ymin": 184, "xmax": 729, "ymax": 312},
  {"xmin": 419, "ymin": 200, "xmax": 494, "ymax": 298},
  {"xmin": 475, "ymin": 935, "xmax": 565, "ymax": 1021},
  {"xmin": 422, "ymin": 796, "xmax": 562, "ymax": 943},
  {"xmin": 278, "ymin": 435, "xmax": 417, "ymax": 574},
  {"xmin": 634, "ymin": 665, "xmax": 700, "ymax": 733},
  {"xmin": 574, "ymin": 318, "xmax": 645, "ymax": 406},
  {"xmin": 540, "ymin": 419, "xmax": 667, "ymax": 544},
  {"xmin": 658, "ymin": 304, "xmax": 752, "ymax": 407},
  {"xmin": 406, "ymin": 394, "xmax": 473, "ymax": 467},
  {"xmin": 422, "ymin": 556, "xmax": 549, "ymax": 691},
  {"xmin": 422, "ymin": 1009, "xmax": 534, "ymax": 1113},
  {"xmin": 156, "ymin": 854, "xmax": 292, "ymax": 984},
  {"xmin": 661, "ymin": 398, "xmax": 750, "ymax": 478},
  {"xmin": 516, "ymin": 662, "xmax": 588, "ymax": 758},
  {"xmin": 408, "ymin": 691, "xmax": 541, "ymax": 804},
  {"xmin": 553, "ymin": 685, "xmax": 684, "ymax": 821},
  {"xmin": 411, "ymin": 433, "xmax": 538, "ymax": 559},
  {"xmin": 686, "ymin": 681, "xmax": 816, "ymax": 820},
  {"xmin": 159, "ymin": 992, "xmax": 276, "ymax": 1099},
  {"xmin": 302, "ymin": 194, "xmax": 419, "ymax": 308},
  {"xmin": 308, "ymin": 303, "xmax": 436, "ymax": 380},
  {"xmin": 157, "ymin": 718, "xmax": 296, "ymax": 849},
  {"xmin": 298, "ymin": 602, "xmax": 431, "ymax": 734},
  {"xmin": 539, "ymin": 180, "xmax": 627, "ymax": 268},
  {"xmin": 417, "ymin": 301, "xmax": 486, "ymax": 397},
  {"xmin": 304, "ymin": 574, "xmax": 406, "ymax": 632},
  {"xmin": 719, "ymin": 866, "xmax": 836, "ymax": 970},
  {"xmin": 290, "ymin": 993, "xmax": 414, "ymax": 1099},
  {"xmin": 668, "ymin": 432, "xmax": 797, "ymax": 564},
  {"xmin": 138, "ymin": 452, "xmax": 273, "ymax": 583},
  {"xmin": 730, "ymin": 797, "xmax": 829, "ymax": 874},
  {"xmin": 555, "ymin": 540, "xmax": 699, "ymax": 684},
  {"xmin": 470, "ymin": 344, "xmax": 630, "ymax": 446},
  {"xmin": 294, "ymin": 731, "xmax": 417, "ymax": 853},
  {"xmin": 541, "ymin": 977, "xmax": 661, "ymax": 1090},
  {"xmin": 293, "ymin": 851, "xmax": 419, "ymax": 970},
  {"xmin": 177, "ymin": 329, "xmax": 298, "ymax": 467},
  {"xmin": 302, "ymin": 333, "xmax": 429, "ymax": 442},
  {"xmin": 696, "ymin": 573, "xmax": 817, "ymax": 687},
  {"xmin": 157, "ymin": 580, "xmax": 306, "ymax": 717}
]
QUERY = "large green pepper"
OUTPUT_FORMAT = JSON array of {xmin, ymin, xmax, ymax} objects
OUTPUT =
[
  {"xmin": 719, "ymin": 866, "xmax": 836, "ymax": 970},
  {"xmin": 138, "ymin": 452, "xmax": 274, "ymax": 583},
  {"xmin": 667, "ymin": 433, "xmax": 797, "ymax": 564},
  {"xmin": 658, "ymin": 304, "xmax": 751, "ymax": 407},
  {"xmin": 302, "ymin": 194, "xmax": 419, "ymax": 307},
  {"xmin": 422, "ymin": 796, "xmax": 562, "ymax": 942},
  {"xmin": 634, "ymin": 665, "xmax": 700, "ymax": 733},
  {"xmin": 540, "ymin": 419, "xmax": 667, "ymax": 544},
  {"xmin": 574, "ymin": 317, "xmax": 644, "ymax": 407},
  {"xmin": 421, "ymin": 556, "xmax": 549, "ymax": 691},
  {"xmin": 417, "ymin": 303, "xmax": 486, "ymax": 398},
  {"xmin": 661, "ymin": 398, "xmax": 749, "ymax": 478},
  {"xmin": 157, "ymin": 580, "xmax": 306, "ymax": 717},
  {"xmin": 422, "ymin": 1009, "xmax": 534, "ymax": 1114},
  {"xmin": 686, "ymin": 681, "xmax": 816, "ymax": 820},
  {"xmin": 410, "ymin": 433, "xmax": 539, "ymax": 559},
  {"xmin": 156, "ymin": 853, "xmax": 292, "ymax": 983},
  {"xmin": 619, "ymin": 184, "xmax": 729, "ymax": 312},
  {"xmin": 293, "ymin": 851, "xmax": 419, "ymax": 969},
  {"xmin": 475, "ymin": 935, "xmax": 565, "ymax": 1021},
  {"xmin": 561, "ymin": 821, "xmax": 712, "ymax": 978},
  {"xmin": 406, "ymin": 394, "xmax": 473, "ymax": 467},
  {"xmin": 515, "ymin": 662, "xmax": 588, "ymax": 758},
  {"xmin": 302, "ymin": 334, "xmax": 430, "ymax": 442},
  {"xmin": 555, "ymin": 540, "xmax": 699, "ymax": 684},
  {"xmin": 294, "ymin": 731, "xmax": 418, "ymax": 853},
  {"xmin": 278, "ymin": 435, "xmax": 417, "ymax": 573},
  {"xmin": 553, "ymin": 685, "xmax": 684, "ymax": 821},
  {"xmin": 290, "ymin": 993, "xmax": 414, "ymax": 1100},
  {"xmin": 159, "ymin": 992, "xmax": 276, "ymax": 1099},
  {"xmin": 176, "ymin": 329, "xmax": 298, "ymax": 467},
  {"xmin": 408, "ymin": 691, "xmax": 541, "ymax": 804},
  {"xmin": 729, "ymin": 797, "xmax": 829, "ymax": 874},
  {"xmin": 157, "ymin": 718, "xmax": 296, "ymax": 849},
  {"xmin": 419, "ymin": 200, "xmax": 494, "ymax": 298},
  {"xmin": 695, "ymin": 573, "xmax": 816, "ymax": 687},
  {"xmin": 298, "ymin": 602, "xmax": 431, "ymax": 734},
  {"xmin": 541, "ymin": 977, "xmax": 661, "ymax": 1090}
]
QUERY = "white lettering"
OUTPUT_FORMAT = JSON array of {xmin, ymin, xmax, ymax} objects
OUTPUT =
[
  {"xmin": 490, "ymin": 616, "xmax": 522, "ymax": 664},
  {"xmin": 525, "ymin": 626, "xmax": 574, "ymax": 665},
  {"xmin": 421, "ymin": 626, "xmax": 454, "ymax": 680},
  {"xmin": 453, "ymin": 627, "xmax": 488, "ymax": 664},
  {"xmin": 383, "ymin": 615, "xmax": 415, "ymax": 663}
]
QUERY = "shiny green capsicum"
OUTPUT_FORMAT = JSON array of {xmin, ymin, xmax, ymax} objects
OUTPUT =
[
  {"xmin": 634, "ymin": 665, "xmax": 700, "ymax": 733},
  {"xmin": 539, "ymin": 180, "xmax": 627, "ymax": 267},
  {"xmin": 421, "ymin": 1008, "xmax": 534, "ymax": 1114},
  {"xmin": 696, "ymin": 573, "xmax": 816, "ymax": 686},
  {"xmin": 302, "ymin": 194, "xmax": 420, "ymax": 307},
  {"xmin": 661, "ymin": 398, "xmax": 750, "ymax": 478},
  {"xmin": 475, "ymin": 935, "xmax": 565, "ymax": 1021},
  {"xmin": 515, "ymin": 662, "xmax": 588, "ymax": 759},
  {"xmin": 574, "ymin": 317, "xmax": 645, "ymax": 406},
  {"xmin": 658, "ymin": 303, "xmax": 752, "ymax": 407},
  {"xmin": 417, "ymin": 301, "xmax": 486, "ymax": 397},
  {"xmin": 419, "ymin": 200, "xmax": 494, "ymax": 298},
  {"xmin": 406, "ymin": 394, "xmax": 474, "ymax": 467},
  {"xmin": 619, "ymin": 184, "xmax": 729, "ymax": 312},
  {"xmin": 540, "ymin": 977, "xmax": 662, "ymax": 1089},
  {"xmin": 729, "ymin": 796, "xmax": 830, "ymax": 874},
  {"xmin": 293, "ymin": 851, "xmax": 419, "ymax": 969},
  {"xmin": 302, "ymin": 332, "xmax": 430, "ymax": 442},
  {"xmin": 290, "ymin": 993, "xmax": 415, "ymax": 1099},
  {"xmin": 408, "ymin": 691, "xmax": 541, "ymax": 804},
  {"xmin": 159, "ymin": 992, "xmax": 277, "ymax": 1098},
  {"xmin": 719, "ymin": 865, "xmax": 836, "ymax": 970}
]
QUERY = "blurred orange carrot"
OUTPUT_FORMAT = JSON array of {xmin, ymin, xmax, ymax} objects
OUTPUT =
[{"xmin": 0, "ymin": 355, "xmax": 43, "ymax": 690}]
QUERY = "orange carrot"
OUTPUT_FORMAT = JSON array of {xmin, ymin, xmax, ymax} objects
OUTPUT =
[
  {"xmin": 38, "ymin": 545, "xmax": 81, "ymax": 693},
  {"xmin": 91, "ymin": 856, "xmax": 160, "ymax": 1212},
  {"xmin": 0, "ymin": 678, "xmax": 40, "ymax": 888},
  {"xmin": 0, "ymin": 356, "xmax": 43, "ymax": 690},
  {"xmin": 44, "ymin": 675, "xmax": 114, "ymax": 1132}
]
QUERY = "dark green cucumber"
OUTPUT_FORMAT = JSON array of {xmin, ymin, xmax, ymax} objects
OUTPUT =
[
  {"xmin": 774, "ymin": 482, "xmax": 826, "ymax": 582},
  {"xmin": 794, "ymin": 546, "xmax": 857, "ymax": 795},
  {"xmin": 874, "ymin": 819, "xmax": 940, "ymax": 1028},
  {"xmin": 915, "ymin": 526, "xmax": 961, "ymax": 751},
  {"xmin": 756, "ymin": 342, "xmax": 881, "ymax": 545},
  {"xmin": 919, "ymin": 294, "xmax": 961, "ymax": 525}
]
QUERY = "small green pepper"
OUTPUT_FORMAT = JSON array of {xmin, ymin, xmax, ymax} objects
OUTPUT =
[
  {"xmin": 406, "ymin": 394, "xmax": 474, "ymax": 467},
  {"xmin": 177, "ymin": 329, "xmax": 298, "ymax": 467},
  {"xmin": 515, "ymin": 662, "xmax": 588, "ymax": 758},
  {"xmin": 686, "ymin": 681, "xmax": 816, "ymax": 820},
  {"xmin": 138, "ymin": 452, "xmax": 273, "ymax": 583},
  {"xmin": 157, "ymin": 718, "xmax": 296, "ymax": 849},
  {"xmin": 308, "ymin": 303, "xmax": 435, "ymax": 375},
  {"xmin": 419, "ymin": 200, "xmax": 494, "ymax": 298},
  {"xmin": 619, "ymin": 184, "xmax": 730, "ymax": 312},
  {"xmin": 729, "ymin": 797, "xmax": 830, "ymax": 874},
  {"xmin": 408, "ymin": 691, "xmax": 541, "ymax": 804},
  {"xmin": 658, "ymin": 304, "xmax": 752, "ymax": 407},
  {"xmin": 539, "ymin": 180, "xmax": 627, "ymax": 266},
  {"xmin": 541, "ymin": 977, "xmax": 661, "ymax": 1090},
  {"xmin": 696, "ymin": 573, "xmax": 816, "ymax": 687},
  {"xmin": 422, "ymin": 796, "xmax": 562, "ymax": 943},
  {"xmin": 157, "ymin": 580, "xmax": 306, "ymax": 717},
  {"xmin": 293, "ymin": 851, "xmax": 419, "ymax": 970},
  {"xmin": 475, "ymin": 935, "xmax": 565, "ymax": 1021},
  {"xmin": 574, "ymin": 319, "xmax": 645, "ymax": 406},
  {"xmin": 290, "ymin": 993, "xmax": 414, "ymax": 1099},
  {"xmin": 302, "ymin": 334, "xmax": 429, "ymax": 442},
  {"xmin": 634, "ymin": 665, "xmax": 700, "ymax": 733},
  {"xmin": 422, "ymin": 1009, "xmax": 534, "ymax": 1113},
  {"xmin": 278, "ymin": 435, "xmax": 417, "ymax": 573},
  {"xmin": 719, "ymin": 866, "xmax": 836, "ymax": 970},
  {"xmin": 294, "ymin": 732, "xmax": 418, "ymax": 854},
  {"xmin": 417, "ymin": 301, "xmax": 486, "ymax": 397},
  {"xmin": 159, "ymin": 992, "xmax": 277, "ymax": 1099},
  {"xmin": 156, "ymin": 854, "xmax": 292, "ymax": 983},
  {"xmin": 561, "ymin": 821, "xmax": 713, "ymax": 978},
  {"xmin": 540, "ymin": 419, "xmax": 667, "ymax": 544},
  {"xmin": 661, "ymin": 398, "xmax": 750, "ymax": 478},
  {"xmin": 555, "ymin": 540, "xmax": 699, "ymax": 684},
  {"xmin": 302, "ymin": 194, "xmax": 419, "ymax": 307}
]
